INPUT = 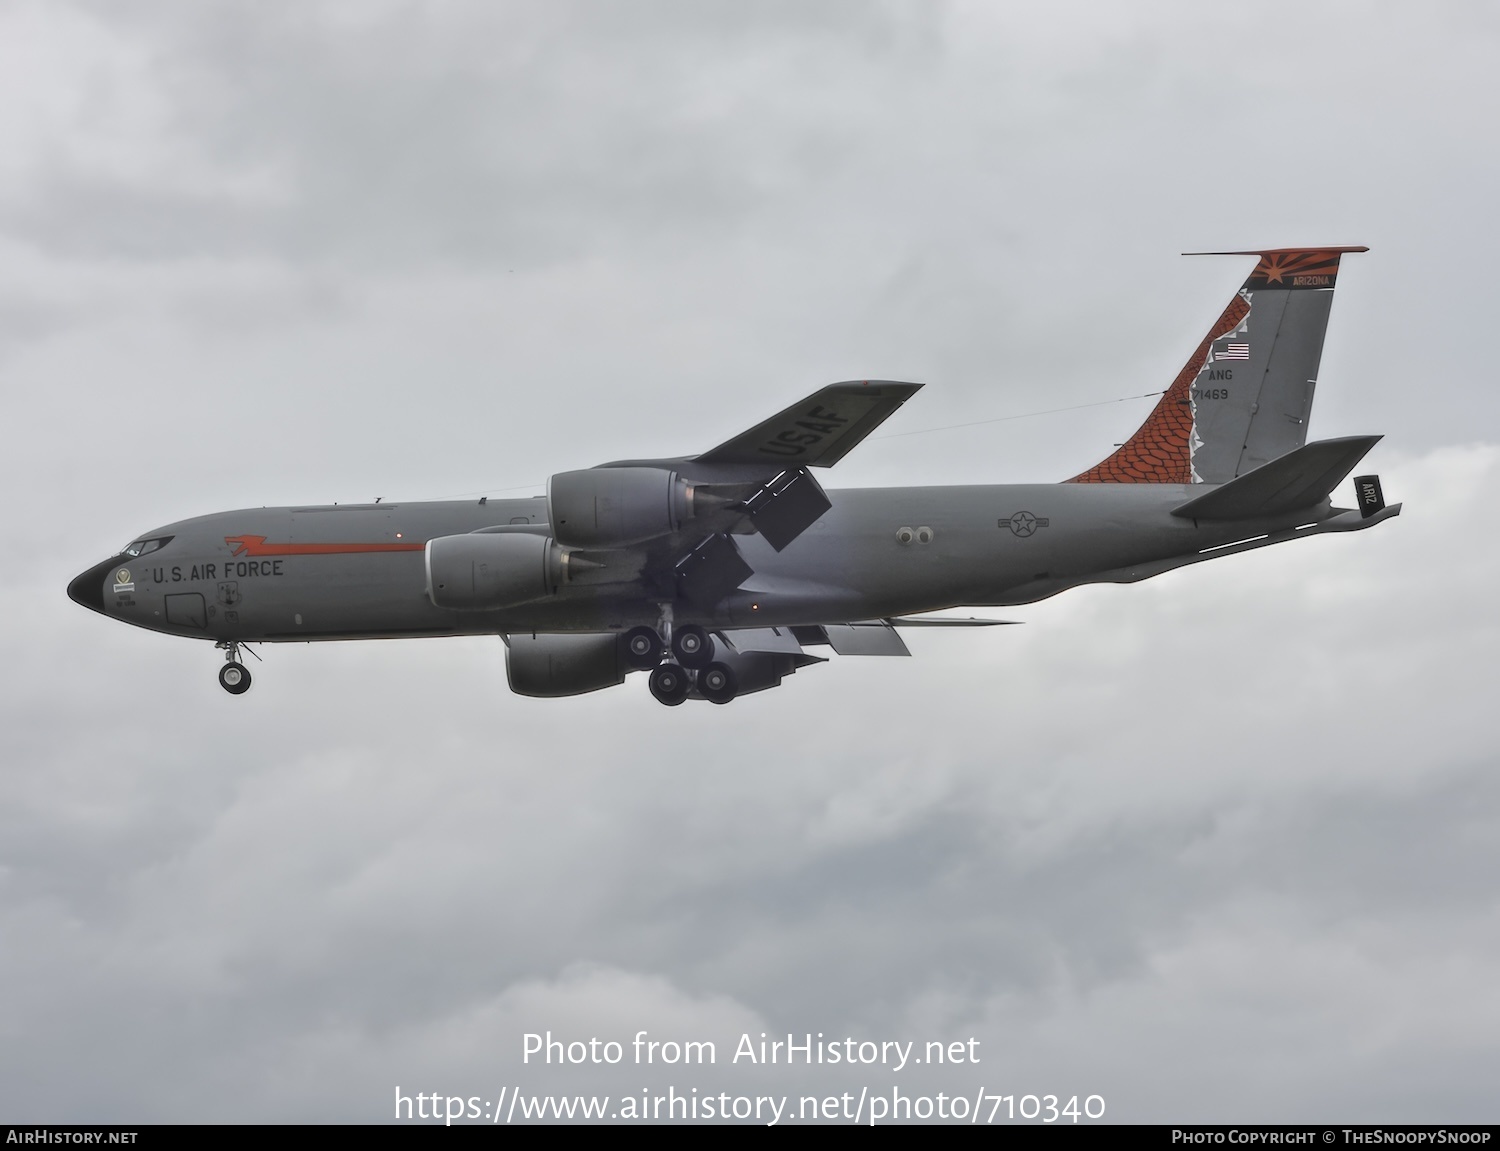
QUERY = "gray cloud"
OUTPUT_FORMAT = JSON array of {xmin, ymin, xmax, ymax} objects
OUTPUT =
[
  {"xmin": 2, "ymin": 0, "xmax": 1498, "ymax": 1125},
  {"xmin": 5, "ymin": 448, "xmax": 1499, "ymax": 1121},
  {"xmin": 4, "ymin": 1, "xmax": 940, "ymax": 269}
]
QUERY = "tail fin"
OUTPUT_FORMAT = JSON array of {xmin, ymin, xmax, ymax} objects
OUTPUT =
[{"xmin": 1068, "ymin": 246, "xmax": 1367, "ymax": 485}]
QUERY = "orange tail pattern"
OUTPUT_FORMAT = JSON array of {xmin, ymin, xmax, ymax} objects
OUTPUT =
[
  {"xmin": 1067, "ymin": 294, "xmax": 1249, "ymax": 484},
  {"xmin": 1067, "ymin": 246, "xmax": 1364, "ymax": 485}
]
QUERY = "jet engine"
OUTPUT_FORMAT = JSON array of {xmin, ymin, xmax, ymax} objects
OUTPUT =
[
  {"xmin": 505, "ymin": 632, "xmax": 626, "ymax": 697},
  {"xmin": 425, "ymin": 533, "xmax": 568, "ymax": 610},
  {"xmin": 547, "ymin": 467, "xmax": 695, "ymax": 548}
]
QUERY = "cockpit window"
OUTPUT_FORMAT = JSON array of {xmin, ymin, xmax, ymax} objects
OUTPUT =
[{"xmin": 122, "ymin": 536, "xmax": 173, "ymax": 557}]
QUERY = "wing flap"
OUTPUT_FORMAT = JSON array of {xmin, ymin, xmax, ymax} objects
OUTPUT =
[
  {"xmin": 823, "ymin": 622, "xmax": 911, "ymax": 657},
  {"xmin": 721, "ymin": 626, "xmax": 805, "ymax": 655}
]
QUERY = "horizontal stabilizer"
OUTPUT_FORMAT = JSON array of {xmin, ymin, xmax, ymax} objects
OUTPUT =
[
  {"xmin": 1172, "ymin": 435, "xmax": 1382, "ymax": 521},
  {"xmin": 697, "ymin": 381, "xmax": 923, "ymax": 468},
  {"xmin": 885, "ymin": 615, "xmax": 1018, "ymax": 627}
]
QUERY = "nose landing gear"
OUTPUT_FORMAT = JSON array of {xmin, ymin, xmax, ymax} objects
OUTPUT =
[
  {"xmin": 215, "ymin": 641, "xmax": 256, "ymax": 695},
  {"xmin": 219, "ymin": 662, "xmax": 251, "ymax": 694}
]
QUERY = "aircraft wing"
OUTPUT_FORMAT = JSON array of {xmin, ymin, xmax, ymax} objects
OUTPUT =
[
  {"xmin": 696, "ymin": 381, "xmax": 923, "ymax": 468},
  {"xmin": 883, "ymin": 615, "xmax": 1018, "ymax": 627},
  {"xmin": 720, "ymin": 617, "xmax": 1017, "ymax": 658},
  {"xmin": 671, "ymin": 615, "xmax": 1016, "ymax": 701},
  {"xmin": 604, "ymin": 381, "xmax": 925, "ymax": 598}
]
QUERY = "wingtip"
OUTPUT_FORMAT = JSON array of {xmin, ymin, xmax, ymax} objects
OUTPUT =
[
  {"xmin": 883, "ymin": 616, "xmax": 1021, "ymax": 627},
  {"xmin": 833, "ymin": 379, "xmax": 925, "ymax": 394}
]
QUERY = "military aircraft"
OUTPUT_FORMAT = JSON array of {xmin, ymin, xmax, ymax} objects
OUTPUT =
[{"xmin": 68, "ymin": 246, "xmax": 1398, "ymax": 706}]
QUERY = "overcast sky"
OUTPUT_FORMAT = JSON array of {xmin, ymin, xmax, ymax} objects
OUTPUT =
[{"xmin": 2, "ymin": 0, "xmax": 1498, "ymax": 1125}]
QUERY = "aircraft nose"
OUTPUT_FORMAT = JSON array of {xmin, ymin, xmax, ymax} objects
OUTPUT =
[{"xmin": 67, "ymin": 557, "xmax": 120, "ymax": 614}]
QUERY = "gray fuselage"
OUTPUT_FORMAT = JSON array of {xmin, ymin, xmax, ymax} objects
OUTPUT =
[{"xmin": 68, "ymin": 483, "xmax": 1328, "ymax": 644}]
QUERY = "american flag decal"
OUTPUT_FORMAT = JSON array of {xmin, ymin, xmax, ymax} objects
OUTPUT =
[{"xmin": 1216, "ymin": 343, "xmax": 1250, "ymax": 360}]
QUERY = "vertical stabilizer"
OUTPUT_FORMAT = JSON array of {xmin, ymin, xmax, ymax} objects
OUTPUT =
[{"xmin": 1069, "ymin": 247, "xmax": 1366, "ymax": 484}]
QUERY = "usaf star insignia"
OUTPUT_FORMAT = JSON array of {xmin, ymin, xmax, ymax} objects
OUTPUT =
[{"xmin": 1002, "ymin": 511, "xmax": 1050, "ymax": 537}]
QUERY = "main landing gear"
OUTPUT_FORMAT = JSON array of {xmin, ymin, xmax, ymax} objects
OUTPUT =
[
  {"xmin": 624, "ymin": 626, "xmax": 665, "ymax": 670},
  {"xmin": 630, "ymin": 618, "xmax": 738, "ymax": 706},
  {"xmin": 215, "ymin": 641, "xmax": 255, "ymax": 695},
  {"xmin": 648, "ymin": 662, "xmax": 691, "ymax": 706},
  {"xmin": 671, "ymin": 624, "xmax": 712, "ymax": 669}
]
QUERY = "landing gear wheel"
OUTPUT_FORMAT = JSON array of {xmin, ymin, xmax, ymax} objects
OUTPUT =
[
  {"xmin": 219, "ymin": 662, "xmax": 252, "ymax": 695},
  {"xmin": 698, "ymin": 662, "xmax": 738, "ymax": 705},
  {"xmin": 672, "ymin": 624, "xmax": 713, "ymax": 670},
  {"xmin": 648, "ymin": 663, "xmax": 690, "ymax": 706},
  {"xmin": 624, "ymin": 626, "xmax": 665, "ymax": 669}
]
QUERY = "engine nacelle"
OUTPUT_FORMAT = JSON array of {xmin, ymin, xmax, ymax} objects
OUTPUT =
[
  {"xmin": 425, "ymin": 533, "xmax": 566, "ymax": 610},
  {"xmin": 547, "ymin": 467, "xmax": 693, "ymax": 548},
  {"xmin": 505, "ymin": 632, "xmax": 626, "ymax": 697}
]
